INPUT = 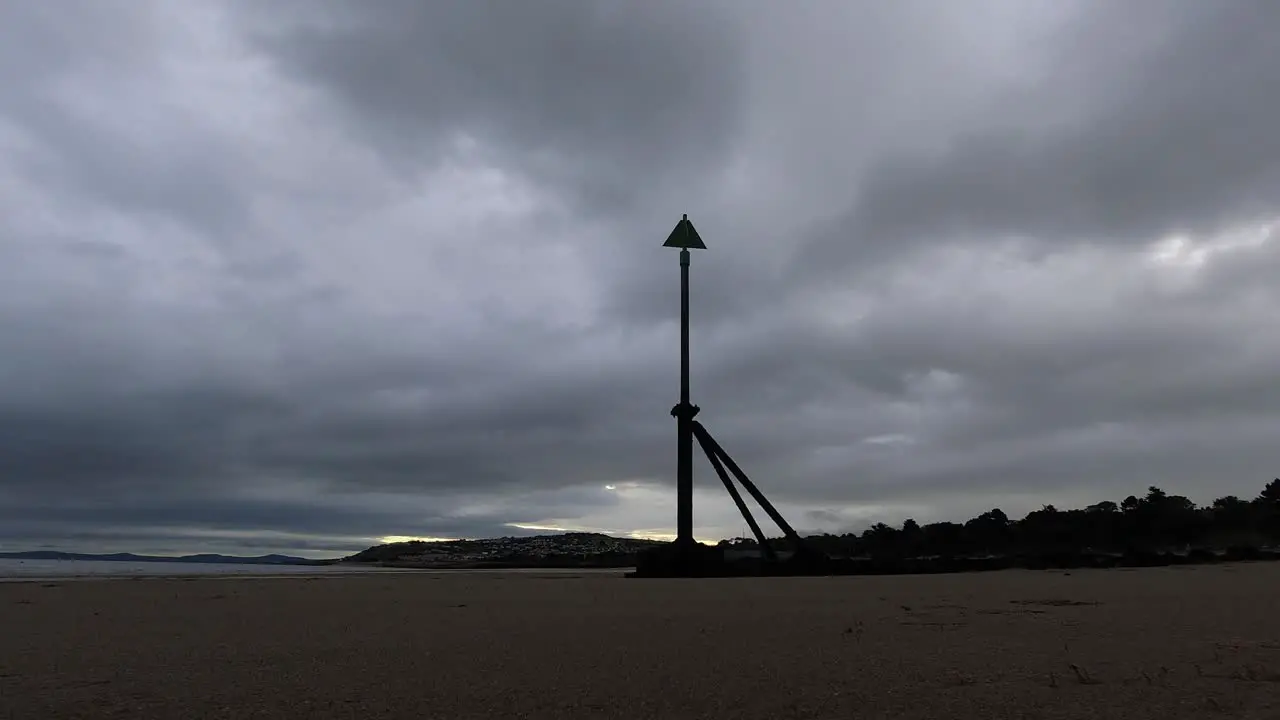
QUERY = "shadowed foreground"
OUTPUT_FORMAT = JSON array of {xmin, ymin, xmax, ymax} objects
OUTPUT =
[{"xmin": 3, "ymin": 565, "xmax": 1280, "ymax": 719}]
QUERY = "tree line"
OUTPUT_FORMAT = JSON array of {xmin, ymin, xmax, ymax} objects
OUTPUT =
[{"xmin": 720, "ymin": 480, "xmax": 1280, "ymax": 560}]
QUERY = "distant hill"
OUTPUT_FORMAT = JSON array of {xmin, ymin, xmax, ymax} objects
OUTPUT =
[
  {"xmin": 345, "ymin": 532, "xmax": 667, "ymax": 568},
  {"xmin": 0, "ymin": 551, "xmax": 329, "ymax": 566}
]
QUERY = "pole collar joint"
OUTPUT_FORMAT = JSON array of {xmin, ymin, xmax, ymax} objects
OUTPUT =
[{"xmin": 670, "ymin": 402, "xmax": 700, "ymax": 420}]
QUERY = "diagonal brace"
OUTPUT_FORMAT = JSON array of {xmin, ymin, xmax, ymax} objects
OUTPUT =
[
  {"xmin": 691, "ymin": 420, "xmax": 807, "ymax": 553},
  {"xmin": 696, "ymin": 435, "xmax": 777, "ymax": 561}
]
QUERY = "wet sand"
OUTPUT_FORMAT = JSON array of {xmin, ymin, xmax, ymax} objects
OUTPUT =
[{"xmin": 3, "ymin": 563, "xmax": 1279, "ymax": 719}]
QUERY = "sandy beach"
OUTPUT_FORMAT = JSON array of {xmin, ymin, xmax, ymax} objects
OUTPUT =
[{"xmin": 3, "ymin": 563, "xmax": 1279, "ymax": 719}]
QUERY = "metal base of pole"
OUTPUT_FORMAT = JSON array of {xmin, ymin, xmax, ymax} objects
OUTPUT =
[{"xmin": 630, "ymin": 415, "xmax": 823, "ymax": 578}]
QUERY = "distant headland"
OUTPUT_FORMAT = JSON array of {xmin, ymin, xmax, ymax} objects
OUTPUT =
[
  {"xmin": 342, "ymin": 532, "xmax": 666, "ymax": 569},
  {"xmin": 0, "ymin": 551, "xmax": 329, "ymax": 566}
]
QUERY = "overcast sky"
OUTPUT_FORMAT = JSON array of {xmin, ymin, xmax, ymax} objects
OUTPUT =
[{"xmin": 3, "ymin": 1, "xmax": 1279, "ymax": 558}]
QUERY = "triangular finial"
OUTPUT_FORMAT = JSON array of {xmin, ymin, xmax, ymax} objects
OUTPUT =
[{"xmin": 663, "ymin": 214, "xmax": 707, "ymax": 250}]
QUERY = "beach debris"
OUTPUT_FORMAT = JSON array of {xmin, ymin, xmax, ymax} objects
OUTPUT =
[
  {"xmin": 1010, "ymin": 598, "xmax": 1100, "ymax": 607},
  {"xmin": 1069, "ymin": 664, "xmax": 1100, "ymax": 684}
]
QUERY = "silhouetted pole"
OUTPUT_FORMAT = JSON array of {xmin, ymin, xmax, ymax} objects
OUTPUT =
[
  {"xmin": 678, "ymin": 246, "xmax": 693, "ymax": 543},
  {"xmin": 664, "ymin": 214, "xmax": 706, "ymax": 546}
]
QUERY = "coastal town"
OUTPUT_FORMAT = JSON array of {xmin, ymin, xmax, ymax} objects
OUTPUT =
[{"xmin": 344, "ymin": 532, "xmax": 667, "ymax": 568}]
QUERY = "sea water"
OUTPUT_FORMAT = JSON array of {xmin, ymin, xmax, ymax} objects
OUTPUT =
[
  {"xmin": 0, "ymin": 558, "xmax": 408, "ymax": 580},
  {"xmin": 0, "ymin": 559, "xmax": 624, "ymax": 580}
]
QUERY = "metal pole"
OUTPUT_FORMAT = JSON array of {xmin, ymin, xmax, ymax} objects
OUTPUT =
[
  {"xmin": 664, "ymin": 213, "xmax": 703, "ymax": 550},
  {"xmin": 676, "ymin": 248, "xmax": 693, "ymax": 544}
]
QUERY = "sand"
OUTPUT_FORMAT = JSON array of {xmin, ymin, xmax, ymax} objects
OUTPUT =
[{"xmin": 3, "ymin": 564, "xmax": 1280, "ymax": 719}]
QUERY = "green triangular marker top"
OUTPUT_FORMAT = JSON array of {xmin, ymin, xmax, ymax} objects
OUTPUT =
[{"xmin": 663, "ymin": 213, "xmax": 707, "ymax": 250}]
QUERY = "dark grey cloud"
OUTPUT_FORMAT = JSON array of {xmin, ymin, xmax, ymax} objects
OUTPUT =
[
  {"xmin": 0, "ymin": 485, "xmax": 617, "ymax": 553},
  {"xmin": 2, "ymin": 1, "xmax": 1280, "ymax": 557},
  {"xmin": 245, "ymin": 0, "xmax": 747, "ymax": 218},
  {"xmin": 0, "ymin": 2, "xmax": 254, "ymax": 240},
  {"xmin": 796, "ymin": 0, "xmax": 1280, "ymax": 277},
  {"xmin": 241, "ymin": 0, "xmax": 764, "ymax": 354}
]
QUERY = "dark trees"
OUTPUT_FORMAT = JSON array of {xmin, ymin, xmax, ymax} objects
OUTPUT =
[{"xmin": 803, "ymin": 480, "xmax": 1280, "ymax": 559}]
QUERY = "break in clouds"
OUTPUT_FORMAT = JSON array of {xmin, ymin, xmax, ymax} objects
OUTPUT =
[{"xmin": 2, "ymin": 1, "xmax": 1279, "ymax": 557}]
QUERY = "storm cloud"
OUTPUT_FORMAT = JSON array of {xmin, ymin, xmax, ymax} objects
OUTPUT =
[{"xmin": 2, "ymin": 1, "xmax": 1279, "ymax": 557}]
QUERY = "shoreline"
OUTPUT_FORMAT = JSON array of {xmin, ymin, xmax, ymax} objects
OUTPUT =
[
  {"xmin": 7, "ymin": 545, "xmax": 1278, "ymax": 583},
  {"xmin": 0, "ymin": 570, "xmax": 414, "ymax": 583},
  {"xmin": 0, "ymin": 566, "xmax": 629, "ymax": 583}
]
